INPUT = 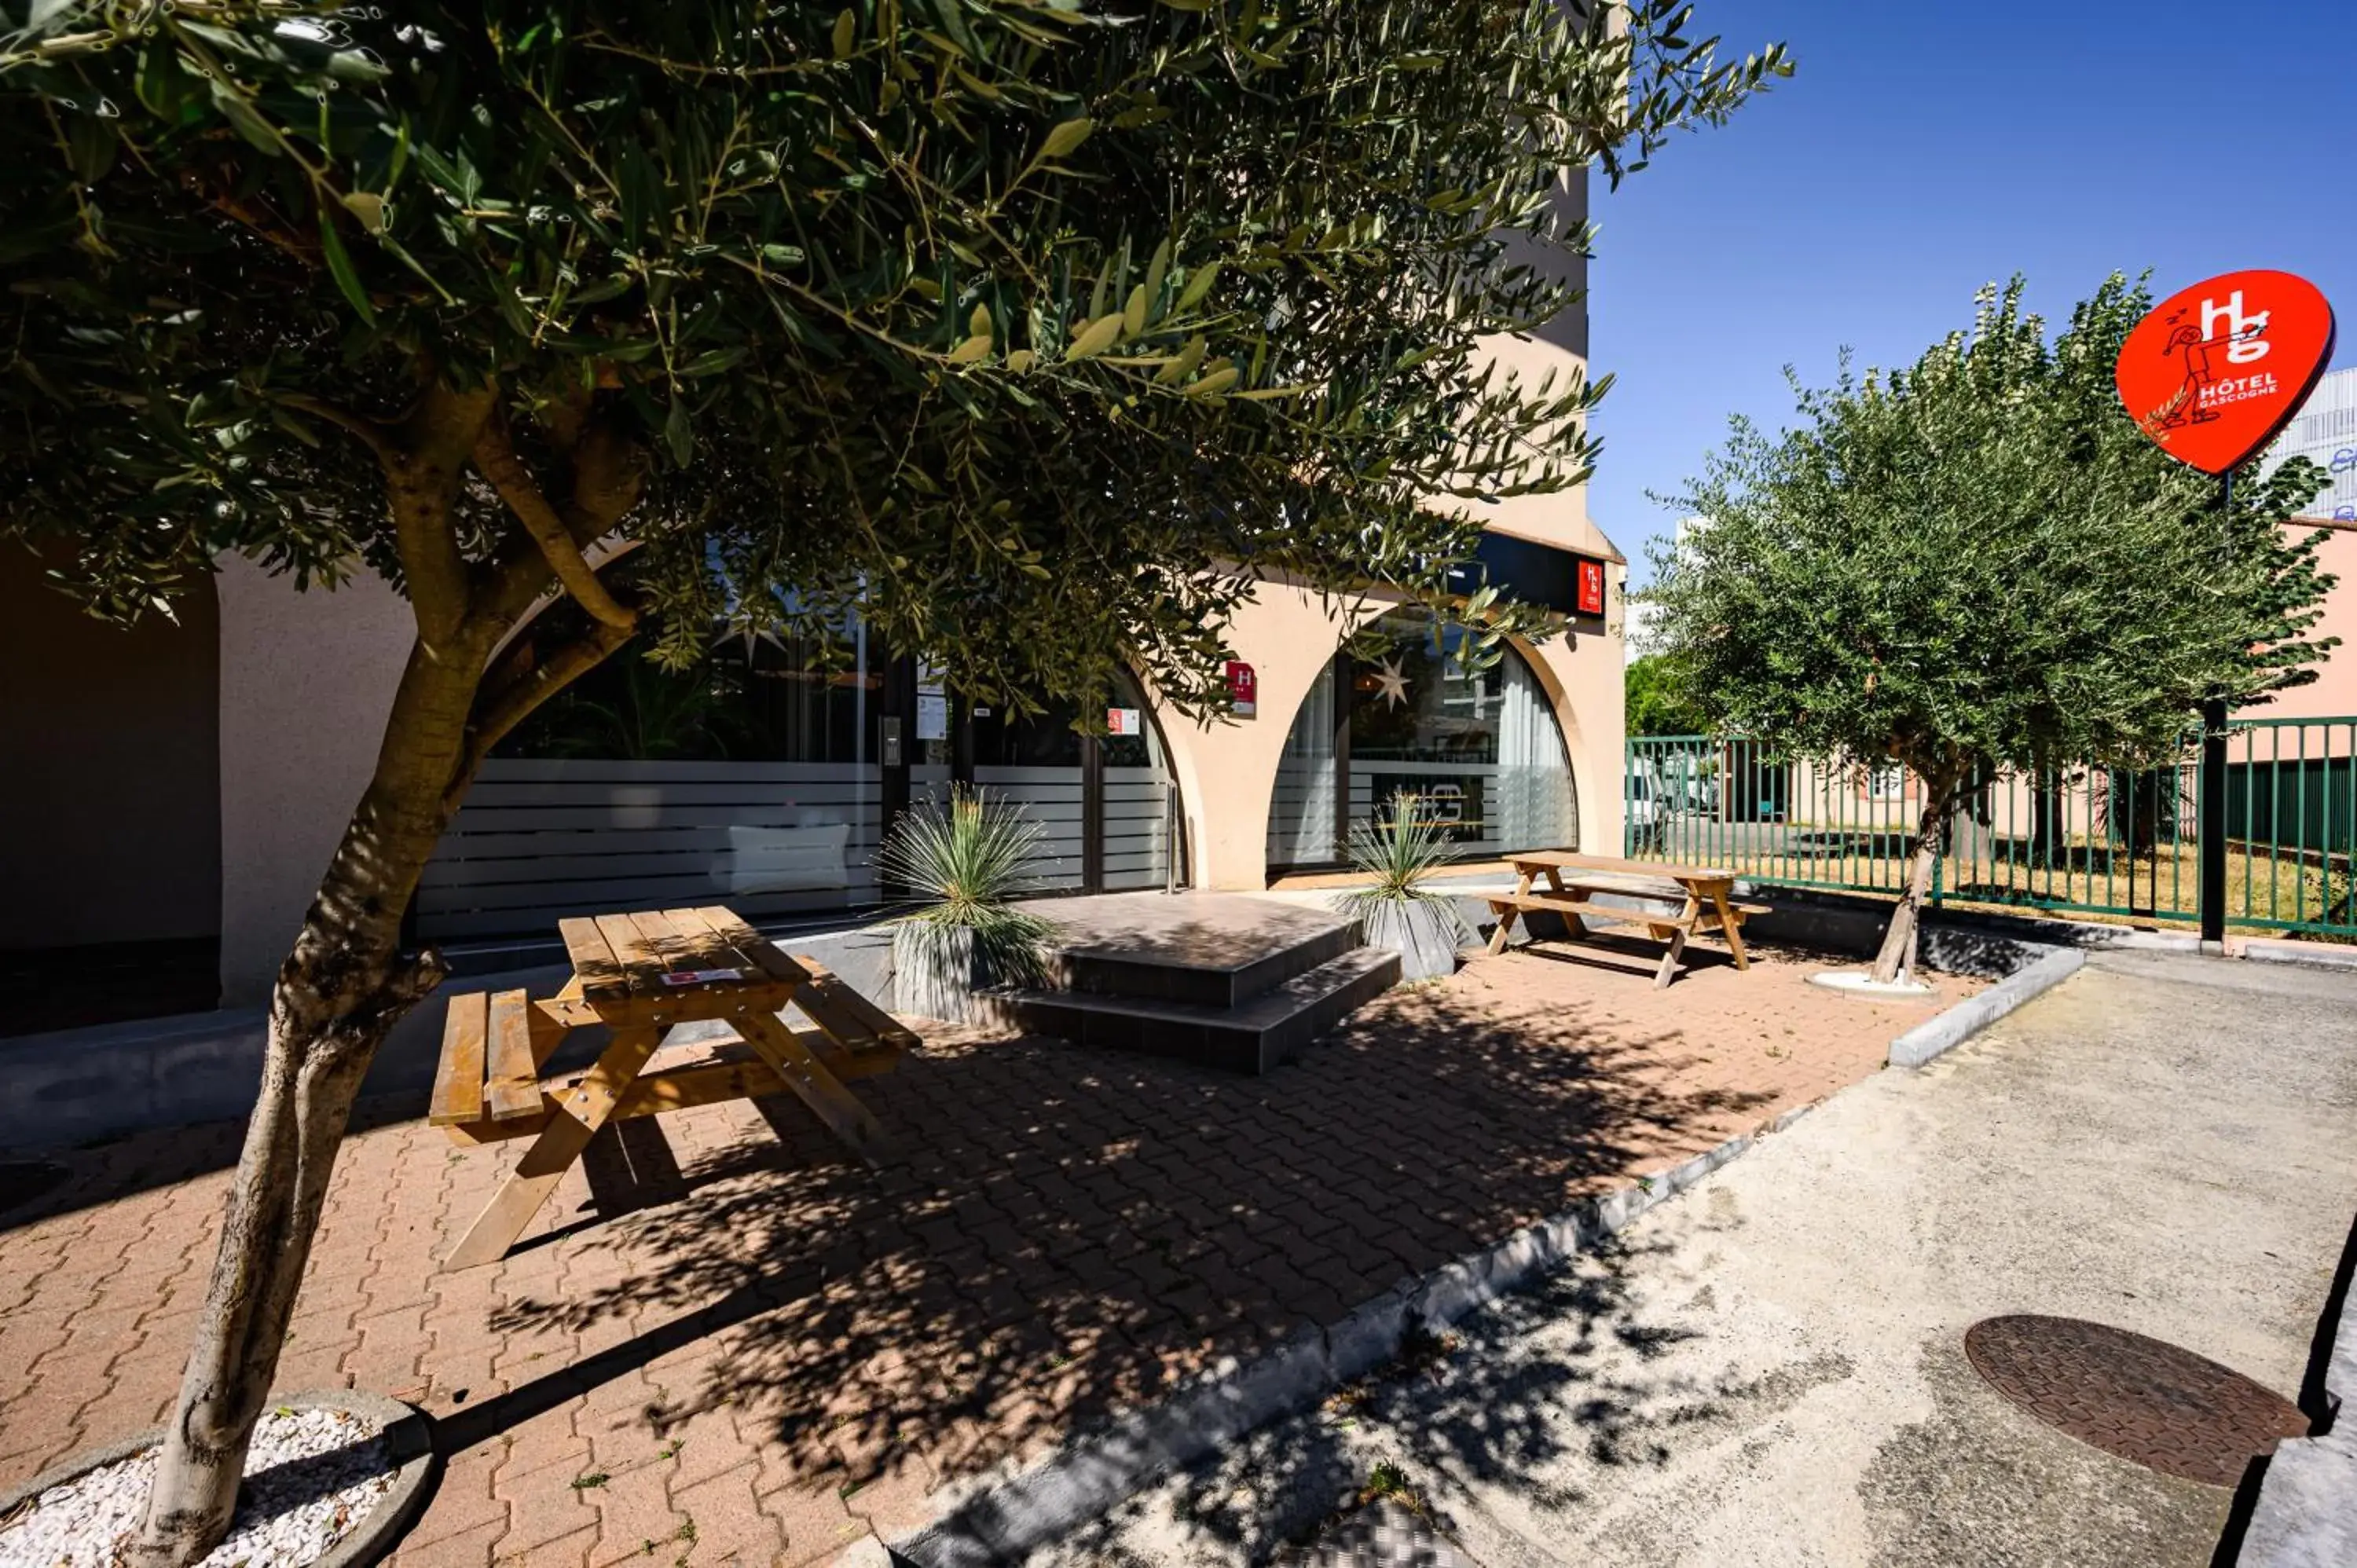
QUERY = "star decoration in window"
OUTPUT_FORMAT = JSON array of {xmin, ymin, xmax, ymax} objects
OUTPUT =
[{"xmin": 1371, "ymin": 654, "xmax": 1410, "ymax": 710}]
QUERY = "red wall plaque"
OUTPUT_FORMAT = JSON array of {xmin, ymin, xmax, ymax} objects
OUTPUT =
[
  {"xmin": 1223, "ymin": 660, "xmax": 1257, "ymax": 718},
  {"xmin": 2115, "ymin": 270, "xmax": 2337, "ymax": 475},
  {"xmin": 1576, "ymin": 558, "xmax": 1607, "ymax": 617}
]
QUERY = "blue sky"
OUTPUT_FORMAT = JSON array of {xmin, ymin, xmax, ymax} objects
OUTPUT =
[{"xmin": 1589, "ymin": 0, "xmax": 2357, "ymax": 588}]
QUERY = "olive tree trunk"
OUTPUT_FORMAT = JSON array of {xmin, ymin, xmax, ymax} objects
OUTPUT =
[
  {"xmin": 128, "ymin": 640, "xmax": 482, "ymax": 1564},
  {"xmin": 130, "ymin": 386, "xmax": 640, "ymax": 1566},
  {"xmin": 1869, "ymin": 781, "xmax": 1958, "ymax": 985}
]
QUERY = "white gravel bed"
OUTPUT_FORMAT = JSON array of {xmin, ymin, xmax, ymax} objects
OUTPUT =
[{"xmin": 0, "ymin": 1405, "xmax": 395, "ymax": 1568}]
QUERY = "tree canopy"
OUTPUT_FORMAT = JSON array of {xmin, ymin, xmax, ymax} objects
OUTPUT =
[
  {"xmin": 1649, "ymin": 276, "xmax": 2334, "ymax": 779},
  {"xmin": 5, "ymin": 0, "xmax": 1783, "ymax": 717},
  {"xmin": 1644, "ymin": 274, "xmax": 2336, "ymax": 977},
  {"xmin": 1625, "ymin": 650, "xmax": 1708, "ymax": 735}
]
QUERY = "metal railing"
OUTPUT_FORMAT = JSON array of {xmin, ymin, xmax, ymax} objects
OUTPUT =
[{"xmin": 1626, "ymin": 719, "xmax": 2357, "ymax": 939}]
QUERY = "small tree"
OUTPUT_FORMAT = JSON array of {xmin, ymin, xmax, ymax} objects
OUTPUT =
[
  {"xmin": 2, "ymin": 2, "xmax": 1783, "ymax": 1560},
  {"xmin": 1626, "ymin": 650, "xmax": 1710, "ymax": 735},
  {"xmin": 1646, "ymin": 276, "xmax": 2336, "ymax": 982}
]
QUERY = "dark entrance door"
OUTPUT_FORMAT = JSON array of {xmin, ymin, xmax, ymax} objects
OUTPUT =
[{"xmin": 889, "ymin": 666, "xmax": 1180, "ymax": 895}]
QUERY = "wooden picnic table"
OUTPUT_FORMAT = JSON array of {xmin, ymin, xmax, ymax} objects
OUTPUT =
[
  {"xmin": 1484, "ymin": 850, "xmax": 1768, "ymax": 989},
  {"xmin": 429, "ymin": 904, "xmax": 916, "ymax": 1269}
]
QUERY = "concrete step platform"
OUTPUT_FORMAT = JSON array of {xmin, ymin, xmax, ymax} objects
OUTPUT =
[
  {"xmin": 991, "ymin": 946, "xmax": 1400, "ymax": 1075},
  {"xmin": 1031, "ymin": 891, "xmax": 1365, "ymax": 1009}
]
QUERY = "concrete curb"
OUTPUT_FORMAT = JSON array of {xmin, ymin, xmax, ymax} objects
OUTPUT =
[
  {"xmin": 1886, "ymin": 945, "xmax": 2086, "ymax": 1069},
  {"xmin": 887, "ymin": 1101, "xmax": 1820, "ymax": 1568},
  {"xmin": 2237, "ymin": 1210, "xmax": 2357, "ymax": 1567},
  {"xmin": 2242, "ymin": 937, "xmax": 2357, "ymax": 973},
  {"xmin": 0, "ymin": 1389, "xmax": 435, "ymax": 1568}
]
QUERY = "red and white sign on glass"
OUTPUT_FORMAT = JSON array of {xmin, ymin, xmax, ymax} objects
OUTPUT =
[{"xmin": 2115, "ymin": 270, "xmax": 2337, "ymax": 475}]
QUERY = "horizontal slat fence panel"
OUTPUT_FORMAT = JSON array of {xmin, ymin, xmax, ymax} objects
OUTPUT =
[
  {"xmin": 1266, "ymin": 762, "xmax": 1337, "ymax": 866},
  {"xmin": 1102, "ymin": 767, "xmax": 1175, "ymax": 890},
  {"xmin": 419, "ymin": 758, "xmax": 883, "ymax": 942},
  {"xmin": 975, "ymin": 767, "xmax": 1085, "ymax": 890},
  {"xmin": 418, "ymin": 886, "xmax": 870, "ymax": 941}
]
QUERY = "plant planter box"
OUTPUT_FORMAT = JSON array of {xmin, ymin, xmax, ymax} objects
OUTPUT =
[
  {"xmin": 1355, "ymin": 899, "xmax": 1466, "ymax": 980},
  {"xmin": 890, "ymin": 922, "xmax": 1043, "ymax": 1024}
]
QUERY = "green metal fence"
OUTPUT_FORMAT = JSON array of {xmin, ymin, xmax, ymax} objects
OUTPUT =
[{"xmin": 1626, "ymin": 717, "xmax": 2357, "ymax": 938}]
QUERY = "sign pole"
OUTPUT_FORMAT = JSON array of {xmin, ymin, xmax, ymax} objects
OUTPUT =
[
  {"xmin": 2113, "ymin": 269, "xmax": 2337, "ymax": 949},
  {"xmin": 2198, "ymin": 468, "xmax": 2233, "ymax": 950}
]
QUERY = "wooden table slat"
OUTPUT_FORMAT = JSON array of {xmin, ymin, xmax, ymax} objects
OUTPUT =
[
  {"xmin": 1506, "ymin": 849, "xmax": 1737, "ymax": 885},
  {"xmin": 486, "ymin": 990, "xmax": 541, "ymax": 1122},
  {"xmin": 594, "ymin": 911, "xmax": 662, "ymax": 991},
  {"xmin": 792, "ymin": 955, "xmax": 919, "ymax": 1054},
  {"xmin": 627, "ymin": 907, "xmax": 694, "ymax": 971},
  {"xmin": 668, "ymin": 904, "xmax": 788, "ymax": 984},
  {"xmin": 691, "ymin": 906, "xmax": 814, "ymax": 987},
  {"xmin": 558, "ymin": 917, "xmax": 630, "ymax": 1002},
  {"xmin": 665, "ymin": 904, "xmax": 751, "ymax": 971},
  {"xmin": 429, "ymin": 991, "xmax": 488, "ymax": 1126}
]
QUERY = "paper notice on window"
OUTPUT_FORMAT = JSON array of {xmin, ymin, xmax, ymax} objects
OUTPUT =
[{"xmin": 917, "ymin": 693, "xmax": 949, "ymax": 741}]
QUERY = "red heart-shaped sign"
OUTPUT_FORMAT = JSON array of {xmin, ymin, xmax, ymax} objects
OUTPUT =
[{"xmin": 2115, "ymin": 269, "xmax": 2337, "ymax": 475}]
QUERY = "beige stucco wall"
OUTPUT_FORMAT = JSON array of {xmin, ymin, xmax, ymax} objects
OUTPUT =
[
  {"xmin": 1143, "ymin": 295, "xmax": 1630, "ymax": 890},
  {"xmin": 1153, "ymin": 568, "xmax": 1625, "ymax": 891},
  {"xmin": 1461, "ymin": 328, "xmax": 1623, "ymax": 565},
  {"xmin": 215, "ymin": 556, "xmax": 416, "ymax": 1005}
]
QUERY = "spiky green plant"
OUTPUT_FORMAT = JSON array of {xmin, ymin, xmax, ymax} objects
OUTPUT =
[
  {"xmin": 876, "ymin": 787, "xmax": 1058, "ymax": 998},
  {"xmin": 1336, "ymin": 797, "xmax": 1472, "ymax": 940}
]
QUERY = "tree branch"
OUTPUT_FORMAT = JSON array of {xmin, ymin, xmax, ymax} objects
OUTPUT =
[
  {"xmin": 445, "ymin": 618, "xmax": 636, "ymax": 811},
  {"xmin": 560, "ymin": 415, "xmax": 647, "ymax": 547},
  {"xmin": 477, "ymin": 409, "xmax": 649, "ymax": 633},
  {"xmin": 278, "ymin": 394, "xmax": 394, "ymax": 462},
  {"xmin": 383, "ymin": 383, "xmax": 496, "ymax": 647},
  {"xmin": 472, "ymin": 412, "xmax": 639, "ymax": 632}
]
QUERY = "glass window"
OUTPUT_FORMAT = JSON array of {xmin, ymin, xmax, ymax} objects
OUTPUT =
[
  {"xmin": 497, "ymin": 596, "xmax": 873, "ymax": 764},
  {"xmin": 1266, "ymin": 611, "xmax": 1579, "ymax": 870},
  {"xmin": 1344, "ymin": 610, "xmax": 1576, "ymax": 856},
  {"xmin": 1266, "ymin": 659, "xmax": 1340, "ymax": 868},
  {"xmin": 1102, "ymin": 671, "xmax": 1177, "ymax": 892}
]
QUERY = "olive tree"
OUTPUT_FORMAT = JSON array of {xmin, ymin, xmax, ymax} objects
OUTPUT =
[
  {"xmin": 1646, "ymin": 276, "xmax": 2334, "ymax": 982},
  {"xmin": 2, "ymin": 1, "xmax": 1784, "ymax": 1559}
]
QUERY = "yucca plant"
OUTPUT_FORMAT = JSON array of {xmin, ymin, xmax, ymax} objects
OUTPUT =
[
  {"xmin": 874, "ymin": 787, "xmax": 1058, "ymax": 1020},
  {"xmin": 1336, "ymin": 797, "xmax": 1472, "ymax": 979}
]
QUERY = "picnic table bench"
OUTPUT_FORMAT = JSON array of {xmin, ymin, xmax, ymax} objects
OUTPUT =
[
  {"xmin": 1485, "ymin": 851, "xmax": 1769, "ymax": 989},
  {"xmin": 429, "ymin": 904, "xmax": 916, "ymax": 1269}
]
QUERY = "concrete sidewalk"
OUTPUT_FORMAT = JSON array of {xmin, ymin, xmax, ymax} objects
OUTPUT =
[{"xmin": 1039, "ymin": 950, "xmax": 2357, "ymax": 1568}]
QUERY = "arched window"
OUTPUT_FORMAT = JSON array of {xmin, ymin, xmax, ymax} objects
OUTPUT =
[{"xmin": 1267, "ymin": 609, "xmax": 1578, "ymax": 869}]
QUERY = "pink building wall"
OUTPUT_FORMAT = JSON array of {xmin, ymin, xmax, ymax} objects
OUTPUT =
[{"xmin": 2271, "ymin": 518, "xmax": 2357, "ymax": 723}]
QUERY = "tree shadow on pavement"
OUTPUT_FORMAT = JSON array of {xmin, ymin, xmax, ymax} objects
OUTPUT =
[
  {"xmin": 1038, "ymin": 1226, "xmax": 1752, "ymax": 1567},
  {"xmin": 452, "ymin": 967, "xmax": 1785, "ymax": 1509}
]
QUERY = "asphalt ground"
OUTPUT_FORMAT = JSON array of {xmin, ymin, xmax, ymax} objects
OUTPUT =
[{"xmin": 1036, "ymin": 949, "xmax": 2357, "ymax": 1568}]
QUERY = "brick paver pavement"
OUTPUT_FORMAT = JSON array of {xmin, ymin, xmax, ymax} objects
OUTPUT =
[{"xmin": 0, "ymin": 943, "xmax": 1976, "ymax": 1566}]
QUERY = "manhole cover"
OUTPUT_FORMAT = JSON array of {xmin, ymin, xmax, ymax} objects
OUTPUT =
[
  {"xmin": 0, "ymin": 1160, "xmax": 69, "ymax": 1213},
  {"xmin": 1963, "ymin": 1314, "xmax": 2308, "ymax": 1486},
  {"xmin": 1278, "ymin": 1497, "xmax": 1476, "ymax": 1568}
]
